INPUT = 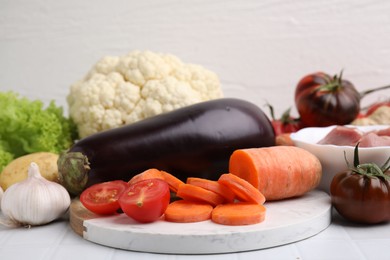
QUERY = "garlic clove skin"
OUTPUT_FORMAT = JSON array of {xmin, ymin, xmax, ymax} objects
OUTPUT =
[{"xmin": 1, "ymin": 162, "xmax": 71, "ymax": 226}]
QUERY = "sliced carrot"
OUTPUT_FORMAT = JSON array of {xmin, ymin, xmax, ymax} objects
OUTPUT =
[
  {"xmin": 160, "ymin": 170, "xmax": 185, "ymax": 193},
  {"xmin": 176, "ymin": 183, "xmax": 225, "ymax": 207},
  {"xmin": 218, "ymin": 173, "xmax": 265, "ymax": 205},
  {"xmin": 211, "ymin": 202, "xmax": 266, "ymax": 226},
  {"xmin": 229, "ymin": 146, "xmax": 322, "ymax": 201},
  {"xmin": 128, "ymin": 168, "xmax": 164, "ymax": 186},
  {"xmin": 186, "ymin": 177, "xmax": 235, "ymax": 203},
  {"xmin": 164, "ymin": 200, "xmax": 213, "ymax": 223}
]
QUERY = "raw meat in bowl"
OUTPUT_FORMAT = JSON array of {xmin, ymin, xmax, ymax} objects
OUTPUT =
[
  {"xmin": 318, "ymin": 125, "xmax": 390, "ymax": 147},
  {"xmin": 290, "ymin": 125, "xmax": 390, "ymax": 193}
]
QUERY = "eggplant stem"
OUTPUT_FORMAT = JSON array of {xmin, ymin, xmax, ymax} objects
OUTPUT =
[{"xmin": 57, "ymin": 151, "xmax": 91, "ymax": 195}]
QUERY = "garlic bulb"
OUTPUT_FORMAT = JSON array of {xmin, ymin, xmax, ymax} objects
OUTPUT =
[{"xmin": 1, "ymin": 162, "xmax": 71, "ymax": 226}]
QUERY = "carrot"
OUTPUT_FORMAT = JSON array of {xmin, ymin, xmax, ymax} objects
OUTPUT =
[
  {"xmin": 218, "ymin": 173, "xmax": 265, "ymax": 205},
  {"xmin": 229, "ymin": 146, "xmax": 322, "ymax": 201},
  {"xmin": 164, "ymin": 200, "xmax": 213, "ymax": 223},
  {"xmin": 128, "ymin": 168, "xmax": 164, "ymax": 185},
  {"xmin": 176, "ymin": 183, "xmax": 225, "ymax": 207},
  {"xmin": 275, "ymin": 133, "xmax": 295, "ymax": 146},
  {"xmin": 160, "ymin": 170, "xmax": 185, "ymax": 193},
  {"xmin": 186, "ymin": 177, "xmax": 235, "ymax": 203},
  {"xmin": 211, "ymin": 202, "xmax": 266, "ymax": 225}
]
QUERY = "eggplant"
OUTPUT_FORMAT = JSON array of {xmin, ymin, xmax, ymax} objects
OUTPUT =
[{"xmin": 58, "ymin": 98, "xmax": 275, "ymax": 195}]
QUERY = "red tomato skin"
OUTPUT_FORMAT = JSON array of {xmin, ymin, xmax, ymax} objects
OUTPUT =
[
  {"xmin": 80, "ymin": 180, "xmax": 128, "ymax": 215},
  {"xmin": 272, "ymin": 120, "xmax": 302, "ymax": 136},
  {"xmin": 365, "ymin": 101, "xmax": 390, "ymax": 116},
  {"xmin": 295, "ymin": 72, "xmax": 361, "ymax": 127},
  {"xmin": 330, "ymin": 172, "xmax": 390, "ymax": 224},
  {"xmin": 119, "ymin": 178, "xmax": 170, "ymax": 223}
]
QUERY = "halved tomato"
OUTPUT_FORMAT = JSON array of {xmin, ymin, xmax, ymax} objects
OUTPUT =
[
  {"xmin": 80, "ymin": 180, "xmax": 128, "ymax": 215},
  {"xmin": 119, "ymin": 178, "xmax": 170, "ymax": 223}
]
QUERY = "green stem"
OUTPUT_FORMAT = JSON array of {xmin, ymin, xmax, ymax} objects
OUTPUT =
[
  {"xmin": 347, "ymin": 143, "xmax": 390, "ymax": 181},
  {"xmin": 356, "ymin": 163, "xmax": 390, "ymax": 180},
  {"xmin": 318, "ymin": 71, "xmax": 343, "ymax": 92},
  {"xmin": 360, "ymin": 84, "xmax": 390, "ymax": 98}
]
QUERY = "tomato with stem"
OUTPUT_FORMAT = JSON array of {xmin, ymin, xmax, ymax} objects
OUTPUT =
[
  {"xmin": 80, "ymin": 180, "xmax": 128, "ymax": 215},
  {"xmin": 265, "ymin": 103, "xmax": 302, "ymax": 135},
  {"xmin": 295, "ymin": 71, "xmax": 390, "ymax": 127},
  {"xmin": 119, "ymin": 178, "xmax": 170, "ymax": 223},
  {"xmin": 295, "ymin": 71, "xmax": 361, "ymax": 127},
  {"xmin": 330, "ymin": 144, "xmax": 390, "ymax": 224}
]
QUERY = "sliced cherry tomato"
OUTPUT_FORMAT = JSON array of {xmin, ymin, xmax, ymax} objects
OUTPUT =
[
  {"xmin": 119, "ymin": 178, "xmax": 170, "ymax": 223},
  {"xmin": 295, "ymin": 71, "xmax": 361, "ymax": 127},
  {"xmin": 330, "ymin": 145, "xmax": 390, "ymax": 224},
  {"xmin": 80, "ymin": 180, "xmax": 128, "ymax": 215}
]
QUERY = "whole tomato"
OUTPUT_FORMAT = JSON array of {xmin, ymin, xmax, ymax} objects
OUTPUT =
[
  {"xmin": 330, "ymin": 145, "xmax": 390, "ymax": 224},
  {"xmin": 266, "ymin": 104, "xmax": 303, "ymax": 136},
  {"xmin": 295, "ymin": 71, "xmax": 361, "ymax": 127}
]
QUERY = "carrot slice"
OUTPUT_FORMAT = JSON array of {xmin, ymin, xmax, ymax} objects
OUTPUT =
[
  {"xmin": 218, "ymin": 173, "xmax": 265, "ymax": 205},
  {"xmin": 211, "ymin": 202, "xmax": 266, "ymax": 225},
  {"xmin": 186, "ymin": 177, "xmax": 235, "ymax": 203},
  {"xmin": 176, "ymin": 184, "xmax": 225, "ymax": 207},
  {"xmin": 164, "ymin": 200, "xmax": 213, "ymax": 223},
  {"xmin": 160, "ymin": 170, "xmax": 185, "ymax": 193},
  {"xmin": 229, "ymin": 146, "xmax": 322, "ymax": 201},
  {"xmin": 128, "ymin": 168, "xmax": 164, "ymax": 185}
]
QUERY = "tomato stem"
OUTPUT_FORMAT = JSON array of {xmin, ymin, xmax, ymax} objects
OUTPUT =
[
  {"xmin": 265, "ymin": 103, "xmax": 300, "ymax": 124},
  {"xmin": 316, "ymin": 70, "xmax": 390, "ymax": 98},
  {"xmin": 317, "ymin": 70, "xmax": 344, "ymax": 93},
  {"xmin": 360, "ymin": 84, "xmax": 390, "ymax": 98},
  {"xmin": 344, "ymin": 143, "xmax": 390, "ymax": 180}
]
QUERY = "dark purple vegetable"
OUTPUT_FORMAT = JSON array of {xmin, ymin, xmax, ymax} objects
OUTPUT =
[{"xmin": 58, "ymin": 98, "xmax": 275, "ymax": 195}]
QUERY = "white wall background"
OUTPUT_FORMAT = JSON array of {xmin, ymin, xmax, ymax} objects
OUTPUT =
[{"xmin": 1, "ymin": 0, "xmax": 390, "ymax": 118}]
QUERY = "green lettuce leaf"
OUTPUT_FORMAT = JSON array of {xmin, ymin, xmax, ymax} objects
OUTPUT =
[{"xmin": 0, "ymin": 91, "xmax": 78, "ymax": 171}]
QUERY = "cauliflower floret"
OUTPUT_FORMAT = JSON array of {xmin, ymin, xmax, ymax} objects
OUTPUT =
[{"xmin": 68, "ymin": 50, "xmax": 223, "ymax": 138}]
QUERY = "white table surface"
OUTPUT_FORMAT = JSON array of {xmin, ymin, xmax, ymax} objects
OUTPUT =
[{"xmin": 1, "ymin": 205, "xmax": 389, "ymax": 260}]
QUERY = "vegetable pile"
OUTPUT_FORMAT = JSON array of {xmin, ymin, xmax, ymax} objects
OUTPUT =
[
  {"xmin": 0, "ymin": 91, "xmax": 78, "ymax": 171},
  {"xmin": 79, "ymin": 145, "xmax": 322, "ymax": 226},
  {"xmin": 2, "ymin": 50, "xmax": 390, "ymax": 231},
  {"xmin": 80, "ymin": 168, "xmax": 267, "ymax": 226}
]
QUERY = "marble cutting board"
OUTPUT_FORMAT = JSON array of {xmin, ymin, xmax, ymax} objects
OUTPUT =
[{"xmin": 69, "ymin": 189, "xmax": 332, "ymax": 254}]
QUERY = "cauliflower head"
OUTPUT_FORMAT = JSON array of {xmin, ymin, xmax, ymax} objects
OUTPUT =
[{"xmin": 68, "ymin": 50, "xmax": 223, "ymax": 138}]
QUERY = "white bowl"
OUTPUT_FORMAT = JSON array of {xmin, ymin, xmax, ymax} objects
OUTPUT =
[{"xmin": 290, "ymin": 125, "xmax": 390, "ymax": 193}]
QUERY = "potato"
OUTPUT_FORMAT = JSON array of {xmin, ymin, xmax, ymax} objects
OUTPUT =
[{"xmin": 0, "ymin": 152, "xmax": 59, "ymax": 190}]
